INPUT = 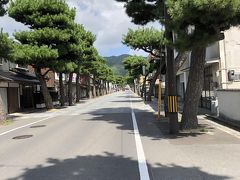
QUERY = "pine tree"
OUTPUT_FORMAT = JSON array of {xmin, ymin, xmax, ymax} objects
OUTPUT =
[
  {"xmin": 123, "ymin": 55, "xmax": 149, "ymax": 93},
  {"xmin": 81, "ymin": 47, "xmax": 99, "ymax": 98},
  {"xmin": 166, "ymin": 0, "xmax": 240, "ymax": 129},
  {"xmin": 8, "ymin": 0, "xmax": 75, "ymax": 109},
  {"xmin": 123, "ymin": 27, "xmax": 165, "ymax": 101}
]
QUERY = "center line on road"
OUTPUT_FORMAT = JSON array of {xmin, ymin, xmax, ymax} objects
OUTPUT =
[
  {"xmin": 0, "ymin": 116, "xmax": 54, "ymax": 136},
  {"xmin": 130, "ymin": 94, "xmax": 150, "ymax": 180}
]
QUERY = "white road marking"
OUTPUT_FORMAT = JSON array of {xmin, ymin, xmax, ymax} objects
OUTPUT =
[
  {"xmin": 130, "ymin": 95, "xmax": 150, "ymax": 180},
  {"xmin": 204, "ymin": 119, "xmax": 240, "ymax": 139},
  {"xmin": 0, "ymin": 116, "xmax": 54, "ymax": 136}
]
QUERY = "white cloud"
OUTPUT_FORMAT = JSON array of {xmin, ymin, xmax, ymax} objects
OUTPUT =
[
  {"xmin": 67, "ymin": 0, "xmax": 140, "ymax": 55},
  {"xmin": 0, "ymin": 0, "xmax": 162, "ymax": 56},
  {"xmin": 0, "ymin": 16, "xmax": 28, "ymax": 36},
  {"xmin": 128, "ymin": 49, "xmax": 149, "ymax": 57},
  {"xmin": 67, "ymin": 0, "xmax": 162, "ymax": 56}
]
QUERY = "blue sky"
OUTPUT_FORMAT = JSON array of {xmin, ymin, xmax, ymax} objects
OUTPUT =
[{"xmin": 0, "ymin": 0, "xmax": 161, "ymax": 57}]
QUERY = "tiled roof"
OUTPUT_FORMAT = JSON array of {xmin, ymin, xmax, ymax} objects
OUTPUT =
[{"xmin": 0, "ymin": 69, "xmax": 39, "ymax": 84}]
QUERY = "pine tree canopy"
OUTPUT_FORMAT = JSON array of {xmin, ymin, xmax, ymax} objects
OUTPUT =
[
  {"xmin": 8, "ymin": 0, "xmax": 75, "ymax": 29},
  {"xmin": 0, "ymin": 31, "xmax": 12, "ymax": 59},
  {"xmin": 166, "ymin": 0, "xmax": 240, "ymax": 50},
  {"xmin": 123, "ymin": 55, "xmax": 149, "ymax": 78},
  {"xmin": 116, "ymin": 0, "xmax": 164, "ymax": 25},
  {"xmin": 11, "ymin": 44, "xmax": 58, "ymax": 66},
  {"xmin": 8, "ymin": 0, "xmax": 76, "ymax": 70},
  {"xmin": 53, "ymin": 24, "xmax": 95, "ymax": 73},
  {"xmin": 123, "ymin": 27, "xmax": 166, "ymax": 57},
  {"xmin": 14, "ymin": 28, "xmax": 72, "ymax": 45},
  {"xmin": 118, "ymin": 0, "xmax": 240, "ymax": 51}
]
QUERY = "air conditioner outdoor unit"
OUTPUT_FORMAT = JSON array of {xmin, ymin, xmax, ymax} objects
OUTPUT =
[{"xmin": 228, "ymin": 70, "xmax": 240, "ymax": 81}]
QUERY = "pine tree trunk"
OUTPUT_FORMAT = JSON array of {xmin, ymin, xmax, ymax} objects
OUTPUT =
[
  {"xmin": 164, "ymin": 71, "xmax": 169, "ymax": 117},
  {"xmin": 102, "ymin": 82, "xmax": 105, "ymax": 95},
  {"xmin": 93, "ymin": 75, "xmax": 96, "ymax": 98},
  {"xmin": 87, "ymin": 75, "xmax": 92, "ymax": 99},
  {"xmin": 105, "ymin": 81, "xmax": 108, "ymax": 94},
  {"xmin": 101, "ymin": 82, "xmax": 105, "ymax": 96},
  {"xmin": 107, "ymin": 82, "xmax": 110, "ymax": 93},
  {"xmin": 59, "ymin": 73, "xmax": 65, "ymax": 106},
  {"xmin": 147, "ymin": 67, "xmax": 161, "ymax": 101},
  {"xmin": 106, "ymin": 82, "xmax": 108, "ymax": 94},
  {"xmin": 133, "ymin": 82, "xmax": 136, "ymax": 93},
  {"xmin": 98, "ymin": 83, "xmax": 101, "ymax": 96},
  {"xmin": 68, "ymin": 72, "xmax": 73, "ymax": 106},
  {"xmin": 141, "ymin": 73, "xmax": 148, "ymax": 98},
  {"xmin": 36, "ymin": 68, "xmax": 54, "ymax": 109},
  {"xmin": 181, "ymin": 47, "xmax": 206, "ymax": 130},
  {"xmin": 103, "ymin": 81, "xmax": 106, "ymax": 95},
  {"xmin": 101, "ymin": 85, "xmax": 103, "ymax": 95},
  {"xmin": 76, "ymin": 73, "xmax": 80, "ymax": 103}
]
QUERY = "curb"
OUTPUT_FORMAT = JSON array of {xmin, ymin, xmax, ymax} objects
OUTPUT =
[{"xmin": 205, "ymin": 114, "xmax": 240, "ymax": 132}]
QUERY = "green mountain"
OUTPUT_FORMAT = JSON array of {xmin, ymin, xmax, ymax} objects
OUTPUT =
[{"xmin": 104, "ymin": 54, "xmax": 130, "ymax": 76}]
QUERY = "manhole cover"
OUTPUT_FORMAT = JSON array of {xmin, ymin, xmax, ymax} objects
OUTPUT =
[
  {"xmin": 30, "ymin": 125, "xmax": 46, "ymax": 128},
  {"xmin": 12, "ymin": 135, "xmax": 33, "ymax": 140}
]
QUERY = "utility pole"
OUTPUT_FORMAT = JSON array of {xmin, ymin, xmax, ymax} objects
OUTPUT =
[{"xmin": 164, "ymin": 1, "xmax": 179, "ymax": 134}]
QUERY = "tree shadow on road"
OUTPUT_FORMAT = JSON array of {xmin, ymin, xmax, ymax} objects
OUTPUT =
[
  {"xmin": 117, "ymin": 95, "xmax": 140, "ymax": 99},
  {"xmin": 8, "ymin": 152, "xmax": 231, "ymax": 180},
  {"xmin": 82, "ymin": 107, "xmax": 216, "ymax": 141},
  {"xmin": 110, "ymin": 100, "xmax": 143, "ymax": 103}
]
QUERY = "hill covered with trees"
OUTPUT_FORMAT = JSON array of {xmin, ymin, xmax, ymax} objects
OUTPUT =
[{"xmin": 104, "ymin": 54, "xmax": 130, "ymax": 76}]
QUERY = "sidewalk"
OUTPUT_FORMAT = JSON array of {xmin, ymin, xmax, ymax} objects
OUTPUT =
[
  {"xmin": 6, "ymin": 97, "xmax": 102, "ymax": 121},
  {"xmin": 144, "ymin": 96, "xmax": 240, "ymax": 131}
]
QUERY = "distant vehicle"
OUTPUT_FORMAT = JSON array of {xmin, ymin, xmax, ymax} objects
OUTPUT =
[{"xmin": 124, "ymin": 85, "xmax": 130, "ymax": 91}]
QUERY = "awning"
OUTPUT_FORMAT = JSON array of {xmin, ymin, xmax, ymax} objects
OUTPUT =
[
  {"xmin": 205, "ymin": 59, "xmax": 219, "ymax": 67},
  {"xmin": 0, "ymin": 70, "xmax": 39, "ymax": 84}
]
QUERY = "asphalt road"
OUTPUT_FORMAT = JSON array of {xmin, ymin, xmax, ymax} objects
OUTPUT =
[
  {"xmin": 0, "ymin": 91, "xmax": 153, "ymax": 180},
  {"xmin": 0, "ymin": 91, "xmax": 240, "ymax": 180}
]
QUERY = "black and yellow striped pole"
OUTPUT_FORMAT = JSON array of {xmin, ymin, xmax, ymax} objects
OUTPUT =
[{"xmin": 168, "ymin": 95, "xmax": 178, "ymax": 113}]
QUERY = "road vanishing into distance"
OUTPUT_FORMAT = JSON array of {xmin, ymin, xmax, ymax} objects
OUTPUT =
[{"xmin": 0, "ymin": 91, "xmax": 240, "ymax": 180}]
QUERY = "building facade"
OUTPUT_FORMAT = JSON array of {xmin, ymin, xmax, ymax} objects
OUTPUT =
[
  {"xmin": 0, "ymin": 60, "xmax": 39, "ymax": 114},
  {"xmin": 176, "ymin": 27, "xmax": 240, "ymax": 113}
]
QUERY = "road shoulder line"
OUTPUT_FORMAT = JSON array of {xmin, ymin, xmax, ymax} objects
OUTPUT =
[
  {"xmin": 0, "ymin": 116, "xmax": 54, "ymax": 136},
  {"xmin": 130, "ymin": 94, "xmax": 150, "ymax": 180}
]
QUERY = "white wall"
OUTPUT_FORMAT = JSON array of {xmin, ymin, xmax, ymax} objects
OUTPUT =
[
  {"xmin": 219, "ymin": 27, "xmax": 240, "ymax": 89},
  {"xmin": 217, "ymin": 90, "xmax": 240, "ymax": 121}
]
